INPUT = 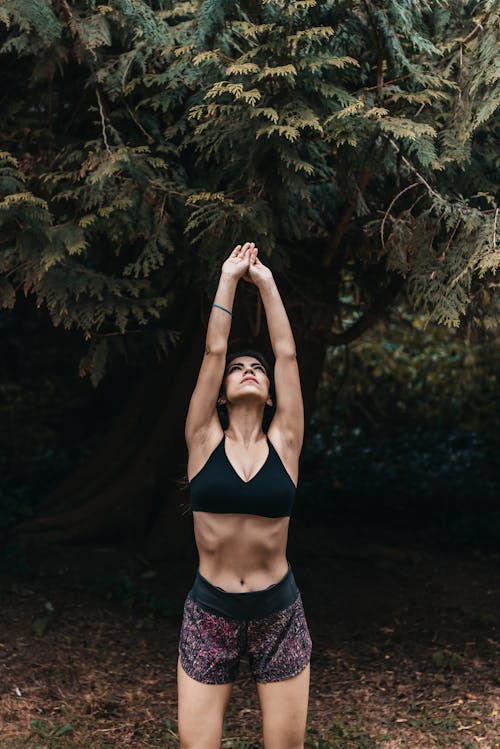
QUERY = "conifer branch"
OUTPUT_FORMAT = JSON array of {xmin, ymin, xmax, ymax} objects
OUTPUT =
[
  {"xmin": 461, "ymin": 12, "xmax": 490, "ymax": 46},
  {"xmin": 0, "ymin": 0, "xmax": 496, "ymax": 345},
  {"xmin": 60, "ymin": 0, "xmax": 81, "ymax": 64},
  {"xmin": 361, "ymin": 0, "xmax": 384, "ymax": 96},
  {"xmin": 125, "ymin": 102, "xmax": 154, "ymax": 144},
  {"xmin": 60, "ymin": 0, "xmax": 73, "ymax": 22},
  {"xmin": 95, "ymin": 87, "xmax": 112, "ymax": 156},
  {"xmin": 440, "ymin": 218, "xmax": 462, "ymax": 265},
  {"xmin": 377, "ymin": 54, "xmax": 384, "ymax": 94},
  {"xmin": 4, "ymin": 262, "xmax": 28, "ymax": 280},
  {"xmin": 354, "ymin": 73, "xmax": 412, "ymax": 94},
  {"xmin": 98, "ymin": 329, "xmax": 146, "ymax": 337}
]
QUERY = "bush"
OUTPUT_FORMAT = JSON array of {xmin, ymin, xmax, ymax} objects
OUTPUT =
[{"xmin": 301, "ymin": 317, "xmax": 500, "ymax": 546}]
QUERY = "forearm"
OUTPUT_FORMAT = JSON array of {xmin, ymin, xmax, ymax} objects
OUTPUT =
[
  {"xmin": 206, "ymin": 272, "xmax": 238, "ymax": 352},
  {"xmin": 258, "ymin": 277, "xmax": 296, "ymax": 357}
]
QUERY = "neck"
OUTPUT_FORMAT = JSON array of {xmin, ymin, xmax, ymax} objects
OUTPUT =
[{"xmin": 225, "ymin": 404, "xmax": 266, "ymax": 446}]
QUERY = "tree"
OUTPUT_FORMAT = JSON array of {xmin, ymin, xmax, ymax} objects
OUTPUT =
[{"xmin": 0, "ymin": 0, "xmax": 498, "ymax": 550}]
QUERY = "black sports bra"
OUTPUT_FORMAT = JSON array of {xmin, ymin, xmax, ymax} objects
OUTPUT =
[{"xmin": 189, "ymin": 434, "xmax": 297, "ymax": 518}]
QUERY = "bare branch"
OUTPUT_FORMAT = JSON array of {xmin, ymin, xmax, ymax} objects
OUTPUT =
[
  {"xmin": 324, "ymin": 276, "xmax": 404, "ymax": 346},
  {"xmin": 381, "ymin": 181, "xmax": 420, "ymax": 249},
  {"xmin": 60, "ymin": 0, "xmax": 73, "ymax": 21},
  {"xmin": 124, "ymin": 102, "xmax": 155, "ymax": 143},
  {"xmin": 96, "ymin": 88, "xmax": 112, "ymax": 156},
  {"xmin": 387, "ymin": 138, "xmax": 441, "ymax": 200},
  {"xmin": 321, "ymin": 165, "xmax": 374, "ymax": 268},
  {"xmin": 461, "ymin": 12, "xmax": 490, "ymax": 46}
]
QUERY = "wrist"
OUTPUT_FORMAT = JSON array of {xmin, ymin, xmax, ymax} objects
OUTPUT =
[
  {"xmin": 220, "ymin": 270, "xmax": 240, "ymax": 285},
  {"xmin": 219, "ymin": 272, "xmax": 240, "ymax": 292},
  {"xmin": 255, "ymin": 274, "xmax": 275, "ymax": 292}
]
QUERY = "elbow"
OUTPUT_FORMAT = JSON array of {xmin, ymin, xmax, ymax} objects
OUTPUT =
[{"xmin": 205, "ymin": 341, "xmax": 227, "ymax": 356}]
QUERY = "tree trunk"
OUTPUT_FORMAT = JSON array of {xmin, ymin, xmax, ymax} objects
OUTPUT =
[{"xmin": 15, "ymin": 282, "xmax": 329, "ymax": 558}]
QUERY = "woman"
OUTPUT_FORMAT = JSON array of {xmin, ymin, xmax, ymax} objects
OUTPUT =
[{"xmin": 177, "ymin": 241, "xmax": 312, "ymax": 749}]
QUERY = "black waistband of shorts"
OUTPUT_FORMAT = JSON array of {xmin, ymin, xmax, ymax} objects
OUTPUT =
[{"xmin": 187, "ymin": 562, "xmax": 299, "ymax": 620}]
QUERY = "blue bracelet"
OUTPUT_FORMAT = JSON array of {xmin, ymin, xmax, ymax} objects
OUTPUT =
[{"xmin": 212, "ymin": 303, "xmax": 233, "ymax": 317}]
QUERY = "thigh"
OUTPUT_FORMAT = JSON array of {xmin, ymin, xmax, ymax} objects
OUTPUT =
[
  {"xmin": 256, "ymin": 663, "xmax": 310, "ymax": 749},
  {"xmin": 178, "ymin": 596, "xmax": 243, "ymax": 684},
  {"xmin": 177, "ymin": 656, "xmax": 233, "ymax": 749},
  {"xmin": 177, "ymin": 596, "xmax": 243, "ymax": 747},
  {"xmin": 247, "ymin": 594, "xmax": 312, "ymax": 684},
  {"xmin": 248, "ymin": 593, "xmax": 312, "ymax": 748}
]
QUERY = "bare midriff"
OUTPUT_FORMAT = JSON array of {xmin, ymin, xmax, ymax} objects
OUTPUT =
[{"xmin": 193, "ymin": 511, "xmax": 290, "ymax": 592}]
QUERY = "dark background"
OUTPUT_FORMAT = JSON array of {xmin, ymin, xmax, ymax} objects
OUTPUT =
[{"xmin": 2, "ymin": 292, "xmax": 499, "ymax": 579}]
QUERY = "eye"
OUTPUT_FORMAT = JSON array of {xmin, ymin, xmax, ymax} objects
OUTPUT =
[{"xmin": 228, "ymin": 362, "xmax": 264, "ymax": 373}]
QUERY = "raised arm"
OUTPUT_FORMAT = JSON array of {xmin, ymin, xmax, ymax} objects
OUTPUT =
[
  {"xmin": 184, "ymin": 243, "xmax": 255, "ymax": 446},
  {"xmin": 247, "ymin": 248, "xmax": 304, "ymax": 449}
]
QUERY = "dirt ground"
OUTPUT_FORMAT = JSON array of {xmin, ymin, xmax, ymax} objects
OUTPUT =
[{"xmin": 0, "ymin": 520, "xmax": 499, "ymax": 748}]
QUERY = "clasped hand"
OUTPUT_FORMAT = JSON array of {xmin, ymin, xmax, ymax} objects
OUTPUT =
[{"xmin": 222, "ymin": 242, "xmax": 273, "ymax": 286}]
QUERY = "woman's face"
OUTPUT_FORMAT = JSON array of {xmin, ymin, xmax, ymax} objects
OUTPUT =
[{"xmin": 222, "ymin": 356, "xmax": 271, "ymax": 406}]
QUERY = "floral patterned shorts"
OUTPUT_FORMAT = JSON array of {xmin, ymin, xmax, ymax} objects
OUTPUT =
[{"xmin": 178, "ymin": 567, "xmax": 312, "ymax": 684}]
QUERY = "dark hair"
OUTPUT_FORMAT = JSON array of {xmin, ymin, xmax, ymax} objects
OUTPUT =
[{"xmin": 217, "ymin": 348, "xmax": 276, "ymax": 432}]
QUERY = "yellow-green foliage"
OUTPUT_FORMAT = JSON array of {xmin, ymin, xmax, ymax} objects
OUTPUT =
[{"xmin": 0, "ymin": 0, "xmax": 498, "ymax": 383}]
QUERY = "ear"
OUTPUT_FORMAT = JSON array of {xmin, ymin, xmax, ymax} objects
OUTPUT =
[
  {"xmin": 267, "ymin": 383, "xmax": 273, "ymax": 408},
  {"xmin": 217, "ymin": 382, "xmax": 227, "ymax": 406}
]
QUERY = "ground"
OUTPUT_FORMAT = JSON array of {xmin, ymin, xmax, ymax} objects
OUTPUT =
[{"xmin": 0, "ymin": 520, "xmax": 499, "ymax": 748}]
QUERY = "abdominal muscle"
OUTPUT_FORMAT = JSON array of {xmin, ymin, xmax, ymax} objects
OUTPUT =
[{"xmin": 192, "ymin": 511, "xmax": 290, "ymax": 592}]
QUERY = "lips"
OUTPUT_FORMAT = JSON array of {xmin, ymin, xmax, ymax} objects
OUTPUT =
[{"xmin": 242, "ymin": 377, "xmax": 258, "ymax": 384}]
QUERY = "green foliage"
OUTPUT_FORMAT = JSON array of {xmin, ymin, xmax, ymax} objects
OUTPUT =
[
  {"xmin": 305, "ymin": 720, "xmax": 382, "ymax": 749},
  {"xmin": 3, "ymin": 302, "xmax": 497, "ymax": 550},
  {"xmin": 432, "ymin": 648, "xmax": 464, "ymax": 672},
  {"xmin": 0, "ymin": 1, "xmax": 498, "ymax": 382},
  {"xmin": 318, "ymin": 316, "xmax": 500, "ymax": 432},
  {"xmin": 301, "ymin": 422, "xmax": 500, "ymax": 545},
  {"xmin": 29, "ymin": 717, "xmax": 75, "ymax": 741},
  {"xmin": 92, "ymin": 570, "xmax": 179, "ymax": 617},
  {"xmin": 302, "ymin": 316, "xmax": 500, "ymax": 545}
]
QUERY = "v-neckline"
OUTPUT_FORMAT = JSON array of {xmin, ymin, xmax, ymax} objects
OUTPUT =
[{"xmin": 223, "ymin": 435, "xmax": 271, "ymax": 484}]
